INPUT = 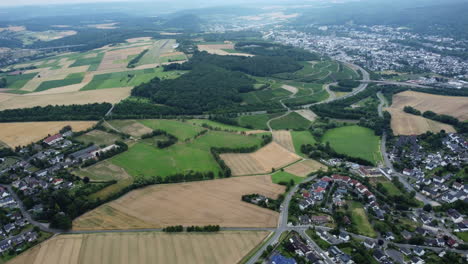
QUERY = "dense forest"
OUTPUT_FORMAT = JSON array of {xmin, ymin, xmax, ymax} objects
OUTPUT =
[
  {"xmin": 165, "ymin": 51, "xmax": 303, "ymax": 77},
  {"xmin": 235, "ymin": 42, "xmax": 320, "ymax": 61},
  {"xmin": 132, "ymin": 64, "xmax": 255, "ymax": 113}
]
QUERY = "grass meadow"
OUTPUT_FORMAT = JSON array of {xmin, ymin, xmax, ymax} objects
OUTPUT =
[
  {"xmin": 322, "ymin": 125, "xmax": 382, "ymax": 164},
  {"xmin": 291, "ymin": 131, "xmax": 316, "ymax": 156},
  {"xmin": 270, "ymin": 112, "xmax": 311, "ymax": 131}
]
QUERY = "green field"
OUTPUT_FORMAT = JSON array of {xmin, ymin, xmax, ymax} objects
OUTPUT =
[
  {"xmin": 348, "ymin": 201, "xmax": 377, "ymax": 238},
  {"xmin": 159, "ymin": 54, "xmax": 187, "ymax": 63},
  {"xmin": 1, "ymin": 73, "xmax": 37, "ymax": 90},
  {"xmin": 291, "ymin": 131, "xmax": 316, "ymax": 156},
  {"xmin": 70, "ymin": 53, "xmax": 104, "ymax": 71},
  {"xmin": 237, "ymin": 113, "xmax": 284, "ymax": 130},
  {"xmin": 35, "ymin": 72, "xmax": 85, "ymax": 92},
  {"xmin": 80, "ymin": 68, "xmax": 184, "ymax": 90},
  {"xmin": 455, "ymin": 232, "xmax": 468, "ymax": 242},
  {"xmin": 188, "ymin": 119, "xmax": 250, "ymax": 132},
  {"xmin": 380, "ymin": 181, "xmax": 402, "ymax": 196},
  {"xmin": 111, "ymin": 130, "xmax": 263, "ymax": 179},
  {"xmin": 75, "ymin": 130, "xmax": 120, "ymax": 146},
  {"xmin": 242, "ymin": 88, "xmax": 291, "ymax": 105},
  {"xmin": 270, "ymin": 112, "xmax": 311, "ymax": 130},
  {"xmin": 322, "ymin": 125, "xmax": 382, "ymax": 164},
  {"xmin": 271, "ymin": 171, "xmax": 304, "ymax": 184},
  {"xmin": 139, "ymin": 119, "xmax": 206, "ymax": 140}
]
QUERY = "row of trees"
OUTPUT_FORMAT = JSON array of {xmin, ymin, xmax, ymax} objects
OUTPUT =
[
  {"xmin": 0, "ymin": 103, "xmax": 112, "ymax": 122},
  {"xmin": 127, "ymin": 49, "xmax": 148, "ymax": 68}
]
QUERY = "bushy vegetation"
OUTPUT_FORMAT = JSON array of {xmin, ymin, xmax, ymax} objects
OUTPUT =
[{"xmin": 127, "ymin": 49, "xmax": 148, "ymax": 68}]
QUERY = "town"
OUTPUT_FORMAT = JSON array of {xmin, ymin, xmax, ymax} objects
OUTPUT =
[{"xmin": 265, "ymin": 25, "xmax": 468, "ymax": 86}]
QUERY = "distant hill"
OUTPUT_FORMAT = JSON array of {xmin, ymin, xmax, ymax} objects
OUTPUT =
[
  {"xmin": 292, "ymin": 0, "xmax": 468, "ymax": 38},
  {"xmin": 163, "ymin": 14, "xmax": 204, "ymax": 32}
]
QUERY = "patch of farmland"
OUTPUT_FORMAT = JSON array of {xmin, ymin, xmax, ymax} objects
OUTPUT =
[
  {"xmin": 197, "ymin": 43, "xmax": 254, "ymax": 57},
  {"xmin": 74, "ymin": 161, "xmax": 131, "ymax": 182},
  {"xmin": 110, "ymin": 131, "xmax": 263, "ymax": 179},
  {"xmin": 75, "ymin": 129, "xmax": 121, "ymax": 146},
  {"xmin": 284, "ymin": 160, "xmax": 326, "ymax": 177},
  {"xmin": 237, "ymin": 113, "xmax": 285, "ymax": 130},
  {"xmin": 105, "ymin": 120, "xmax": 153, "ymax": 137},
  {"xmin": 0, "ymin": 121, "xmax": 96, "ymax": 148},
  {"xmin": 80, "ymin": 68, "xmax": 183, "ymax": 91},
  {"xmin": 390, "ymin": 91, "xmax": 468, "ymax": 121},
  {"xmin": 73, "ymin": 175, "xmax": 284, "ymax": 230},
  {"xmin": 291, "ymin": 131, "xmax": 316, "ymax": 156},
  {"xmin": 322, "ymin": 125, "xmax": 382, "ymax": 165},
  {"xmin": 272, "ymin": 130, "xmax": 295, "ymax": 153},
  {"xmin": 139, "ymin": 119, "xmax": 205, "ymax": 140},
  {"xmin": 137, "ymin": 39, "xmax": 177, "ymax": 66},
  {"xmin": 9, "ymin": 231, "xmax": 270, "ymax": 264},
  {"xmin": 221, "ymin": 142, "xmax": 301, "ymax": 176},
  {"xmin": 386, "ymin": 108, "xmax": 456, "ymax": 135},
  {"xmin": 294, "ymin": 109, "xmax": 317, "ymax": 122},
  {"xmin": 270, "ymin": 112, "xmax": 312, "ymax": 130},
  {"xmin": 35, "ymin": 72, "xmax": 85, "ymax": 92},
  {"xmin": 188, "ymin": 119, "xmax": 250, "ymax": 132},
  {"xmin": 97, "ymin": 45, "xmax": 150, "ymax": 71},
  {"xmin": 0, "ymin": 73, "xmax": 38, "ymax": 90},
  {"xmin": 0, "ymin": 87, "xmax": 131, "ymax": 111}
]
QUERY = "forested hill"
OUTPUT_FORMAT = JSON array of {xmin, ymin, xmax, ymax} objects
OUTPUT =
[{"xmin": 132, "ymin": 64, "xmax": 255, "ymax": 113}]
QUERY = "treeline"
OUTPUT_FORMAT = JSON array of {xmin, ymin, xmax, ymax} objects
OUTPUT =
[
  {"xmin": 403, "ymin": 106, "xmax": 421, "ymax": 115},
  {"xmin": 329, "ymin": 80, "xmax": 360, "ymax": 92},
  {"xmin": 422, "ymin": 111, "xmax": 468, "ymax": 133},
  {"xmin": 235, "ymin": 42, "xmax": 320, "ymax": 61},
  {"xmin": 162, "ymin": 225, "xmax": 220, "ymax": 232},
  {"xmin": 301, "ymin": 142, "xmax": 374, "ymax": 166},
  {"xmin": 242, "ymin": 193, "xmax": 284, "ymax": 212},
  {"xmin": 0, "ymin": 103, "xmax": 111, "ymax": 122},
  {"xmin": 127, "ymin": 49, "xmax": 148, "ymax": 68},
  {"xmin": 165, "ymin": 51, "xmax": 303, "ymax": 77},
  {"xmin": 0, "ymin": 77, "xmax": 6, "ymax": 88},
  {"xmin": 141, "ymin": 130, "xmax": 178, "ymax": 148}
]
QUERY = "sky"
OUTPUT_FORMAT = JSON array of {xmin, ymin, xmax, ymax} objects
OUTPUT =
[{"xmin": 0, "ymin": 0, "xmax": 132, "ymax": 7}]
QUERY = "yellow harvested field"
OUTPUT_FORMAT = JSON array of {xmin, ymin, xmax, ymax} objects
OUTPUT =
[
  {"xmin": 295, "ymin": 109, "xmax": 317, "ymax": 122},
  {"xmin": 8, "ymin": 231, "xmax": 270, "ymax": 264},
  {"xmin": 0, "ymin": 87, "xmax": 131, "ymax": 111},
  {"xmin": 73, "ymin": 175, "xmax": 284, "ymax": 230},
  {"xmin": 272, "ymin": 130, "xmax": 295, "ymax": 153},
  {"xmin": 105, "ymin": 120, "xmax": 153, "ymax": 137},
  {"xmin": 197, "ymin": 44, "xmax": 254, "ymax": 57},
  {"xmin": 284, "ymin": 160, "xmax": 327, "ymax": 177},
  {"xmin": 0, "ymin": 121, "xmax": 96, "ymax": 147},
  {"xmin": 221, "ymin": 142, "xmax": 301, "ymax": 176},
  {"xmin": 386, "ymin": 108, "xmax": 455, "ymax": 135},
  {"xmin": 391, "ymin": 91, "xmax": 468, "ymax": 121}
]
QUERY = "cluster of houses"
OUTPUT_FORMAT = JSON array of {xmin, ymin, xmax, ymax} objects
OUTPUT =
[
  {"xmin": 390, "ymin": 133, "xmax": 467, "ymax": 205},
  {"xmin": 297, "ymin": 174, "xmax": 386, "ymax": 224},
  {"xmin": 0, "ymin": 187, "xmax": 38, "ymax": 254}
]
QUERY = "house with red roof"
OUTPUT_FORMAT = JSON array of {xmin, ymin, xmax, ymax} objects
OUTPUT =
[{"xmin": 43, "ymin": 134, "xmax": 63, "ymax": 146}]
